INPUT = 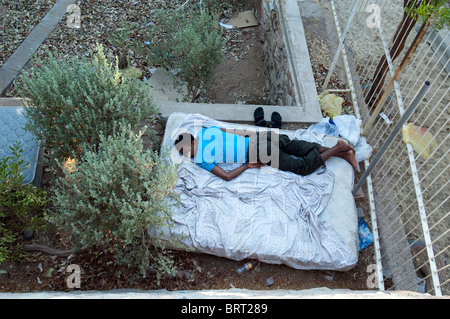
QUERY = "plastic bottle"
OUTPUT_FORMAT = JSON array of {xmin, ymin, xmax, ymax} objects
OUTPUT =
[{"xmin": 236, "ymin": 261, "xmax": 259, "ymax": 274}]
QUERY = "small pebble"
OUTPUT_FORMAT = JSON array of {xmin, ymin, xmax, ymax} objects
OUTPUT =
[{"xmin": 264, "ymin": 276, "xmax": 274, "ymax": 287}]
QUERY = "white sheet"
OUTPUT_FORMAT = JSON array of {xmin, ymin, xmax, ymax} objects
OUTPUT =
[{"xmin": 150, "ymin": 113, "xmax": 359, "ymax": 271}]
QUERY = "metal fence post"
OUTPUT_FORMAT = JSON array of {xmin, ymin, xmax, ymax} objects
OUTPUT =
[{"xmin": 352, "ymin": 80, "xmax": 431, "ymax": 195}]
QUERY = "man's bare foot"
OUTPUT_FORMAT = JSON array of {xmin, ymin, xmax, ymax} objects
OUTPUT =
[
  {"xmin": 336, "ymin": 139, "xmax": 355, "ymax": 153},
  {"xmin": 338, "ymin": 150, "xmax": 357, "ymax": 172},
  {"xmin": 319, "ymin": 140, "xmax": 357, "ymax": 167}
]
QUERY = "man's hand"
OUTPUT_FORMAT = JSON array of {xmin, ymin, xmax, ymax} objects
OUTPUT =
[{"xmin": 248, "ymin": 161, "xmax": 264, "ymax": 169}]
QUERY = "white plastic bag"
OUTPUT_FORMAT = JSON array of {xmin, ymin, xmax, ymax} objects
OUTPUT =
[
  {"xmin": 332, "ymin": 115, "xmax": 362, "ymax": 146},
  {"xmin": 308, "ymin": 117, "xmax": 339, "ymax": 137},
  {"xmin": 354, "ymin": 136, "xmax": 372, "ymax": 162}
]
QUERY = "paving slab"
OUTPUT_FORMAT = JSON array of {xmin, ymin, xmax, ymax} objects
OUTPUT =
[
  {"xmin": 147, "ymin": 68, "xmax": 189, "ymax": 103},
  {"xmin": 2, "ymin": 39, "xmax": 43, "ymax": 71}
]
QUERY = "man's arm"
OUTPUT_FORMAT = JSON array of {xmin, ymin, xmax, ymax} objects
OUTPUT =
[
  {"xmin": 220, "ymin": 127, "xmax": 256, "ymax": 138},
  {"xmin": 210, "ymin": 162, "xmax": 263, "ymax": 181}
]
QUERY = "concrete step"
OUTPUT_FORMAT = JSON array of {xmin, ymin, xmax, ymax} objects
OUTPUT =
[
  {"xmin": 1, "ymin": 97, "xmax": 322, "ymax": 123},
  {"xmin": 156, "ymin": 102, "xmax": 322, "ymax": 123}
]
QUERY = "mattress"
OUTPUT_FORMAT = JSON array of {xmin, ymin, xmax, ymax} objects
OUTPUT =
[
  {"xmin": 150, "ymin": 112, "xmax": 359, "ymax": 271},
  {"xmin": 0, "ymin": 106, "xmax": 40, "ymax": 185}
]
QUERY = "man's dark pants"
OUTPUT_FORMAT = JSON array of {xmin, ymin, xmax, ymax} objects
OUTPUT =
[{"xmin": 252, "ymin": 130, "xmax": 324, "ymax": 176}]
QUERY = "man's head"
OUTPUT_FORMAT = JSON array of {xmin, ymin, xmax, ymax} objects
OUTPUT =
[{"xmin": 175, "ymin": 133, "xmax": 195, "ymax": 158}]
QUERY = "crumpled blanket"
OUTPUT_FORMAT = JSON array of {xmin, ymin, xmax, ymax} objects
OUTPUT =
[{"xmin": 155, "ymin": 113, "xmax": 358, "ymax": 270}]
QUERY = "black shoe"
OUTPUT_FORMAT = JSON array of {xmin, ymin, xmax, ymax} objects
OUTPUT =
[
  {"xmin": 254, "ymin": 107, "xmax": 267, "ymax": 127},
  {"xmin": 267, "ymin": 112, "xmax": 282, "ymax": 129}
]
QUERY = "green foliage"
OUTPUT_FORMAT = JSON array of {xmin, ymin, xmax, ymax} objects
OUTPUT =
[
  {"xmin": 48, "ymin": 126, "xmax": 179, "ymax": 279},
  {"xmin": 0, "ymin": 141, "xmax": 48, "ymax": 264},
  {"xmin": 17, "ymin": 44, "xmax": 159, "ymax": 162},
  {"xmin": 176, "ymin": 9, "xmax": 224, "ymax": 100},
  {"xmin": 139, "ymin": 9, "xmax": 185, "ymax": 71},
  {"xmin": 0, "ymin": 227, "xmax": 15, "ymax": 264},
  {"xmin": 109, "ymin": 21, "xmax": 138, "ymax": 68},
  {"xmin": 110, "ymin": 21, "xmax": 138, "ymax": 51},
  {"xmin": 406, "ymin": 0, "xmax": 450, "ymax": 30},
  {"xmin": 139, "ymin": 8, "xmax": 223, "ymax": 101},
  {"xmin": 16, "ymin": 41, "xmax": 180, "ymax": 281}
]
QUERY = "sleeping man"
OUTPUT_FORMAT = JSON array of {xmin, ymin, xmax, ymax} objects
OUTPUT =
[{"xmin": 174, "ymin": 126, "xmax": 357, "ymax": 181}]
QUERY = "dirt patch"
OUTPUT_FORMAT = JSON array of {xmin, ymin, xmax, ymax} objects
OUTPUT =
[
  {"xmin": 0, "ymin": 231, "xmax": 375, "ymax": 293},
  {"xmin": 208, "ymin": 25, "xmax": 269, "ymax": 105},
  {"xmin": 301, "ymin": 14, "xmax": 355, "ymax": 116}
]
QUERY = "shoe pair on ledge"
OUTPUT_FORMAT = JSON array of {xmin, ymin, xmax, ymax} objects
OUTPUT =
[{"xmin": 254, "ymin": 107, "xmax": 282, "ymax": 129}]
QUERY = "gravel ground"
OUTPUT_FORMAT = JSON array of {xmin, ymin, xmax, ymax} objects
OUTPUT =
[
  {"xmin": 1, "ymin": 0, "xmax": 253, "ymax": 102},
  {"xmin": 0, "ymin": 0, "xmax": 57, "ymax": 68}
]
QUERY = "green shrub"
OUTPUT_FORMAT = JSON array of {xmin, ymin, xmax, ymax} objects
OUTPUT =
[
  {"xmin": 176, "ymin": 9, "xmax": 224, "ymax": 101},
  {"xmin": 109, "ymin": 21, "xmax": 138, "ymax": 69},
  {"xmin": 48, "ymin": 126, "xmax": 179, "ymax": 279},
  {"xmin": 17, "ymin": 44, "xmax": 158, "ymax": 162},
  {"xmin": 139, "ymin": 9, "xmax": 185, "ymax": 72},
  {"xmin": 140, "ymin": 8, "xmax": 223, "ymax": 101},
  {"xmin": 0, "ymin": 142, "xmax": 48, "ymax": 264}
]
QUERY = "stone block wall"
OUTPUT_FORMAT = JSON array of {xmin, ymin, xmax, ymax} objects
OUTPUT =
[
  {"xmin": 258, "ymin": 0, "xmax": 297, "ymax": 106},
  {"xmin": 255, "ymin": 0, "xmax": 321, "ymax": 118}
]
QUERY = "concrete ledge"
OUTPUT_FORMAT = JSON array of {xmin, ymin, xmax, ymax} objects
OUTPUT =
[
  {"xmin": 1, "ymin": 39, "xmax": 43, "ymax": 71},
  {"xmin": 157, "ymin": 102, "xmax": 322, "ymax": 123},
  {"xmin": 0, "ymin": 98, "xmax": 322, "ymax": 123},
  {"xmin": 280, "ymin": 0, "xmax": 319, "ymax": 110},
  {"xmin": 0, "ymin": 287, "xmax": 445, "ymax": 299}
]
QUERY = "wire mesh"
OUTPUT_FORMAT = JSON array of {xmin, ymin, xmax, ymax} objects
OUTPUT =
[{"xmin": 329, "ymin": 0, "xmax": 449, "ymax": 295}]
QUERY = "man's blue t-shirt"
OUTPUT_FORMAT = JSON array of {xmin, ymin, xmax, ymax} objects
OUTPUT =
[{"xmin": 194, "ymin": 126, "xmax": 250, "ymax": 172}]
